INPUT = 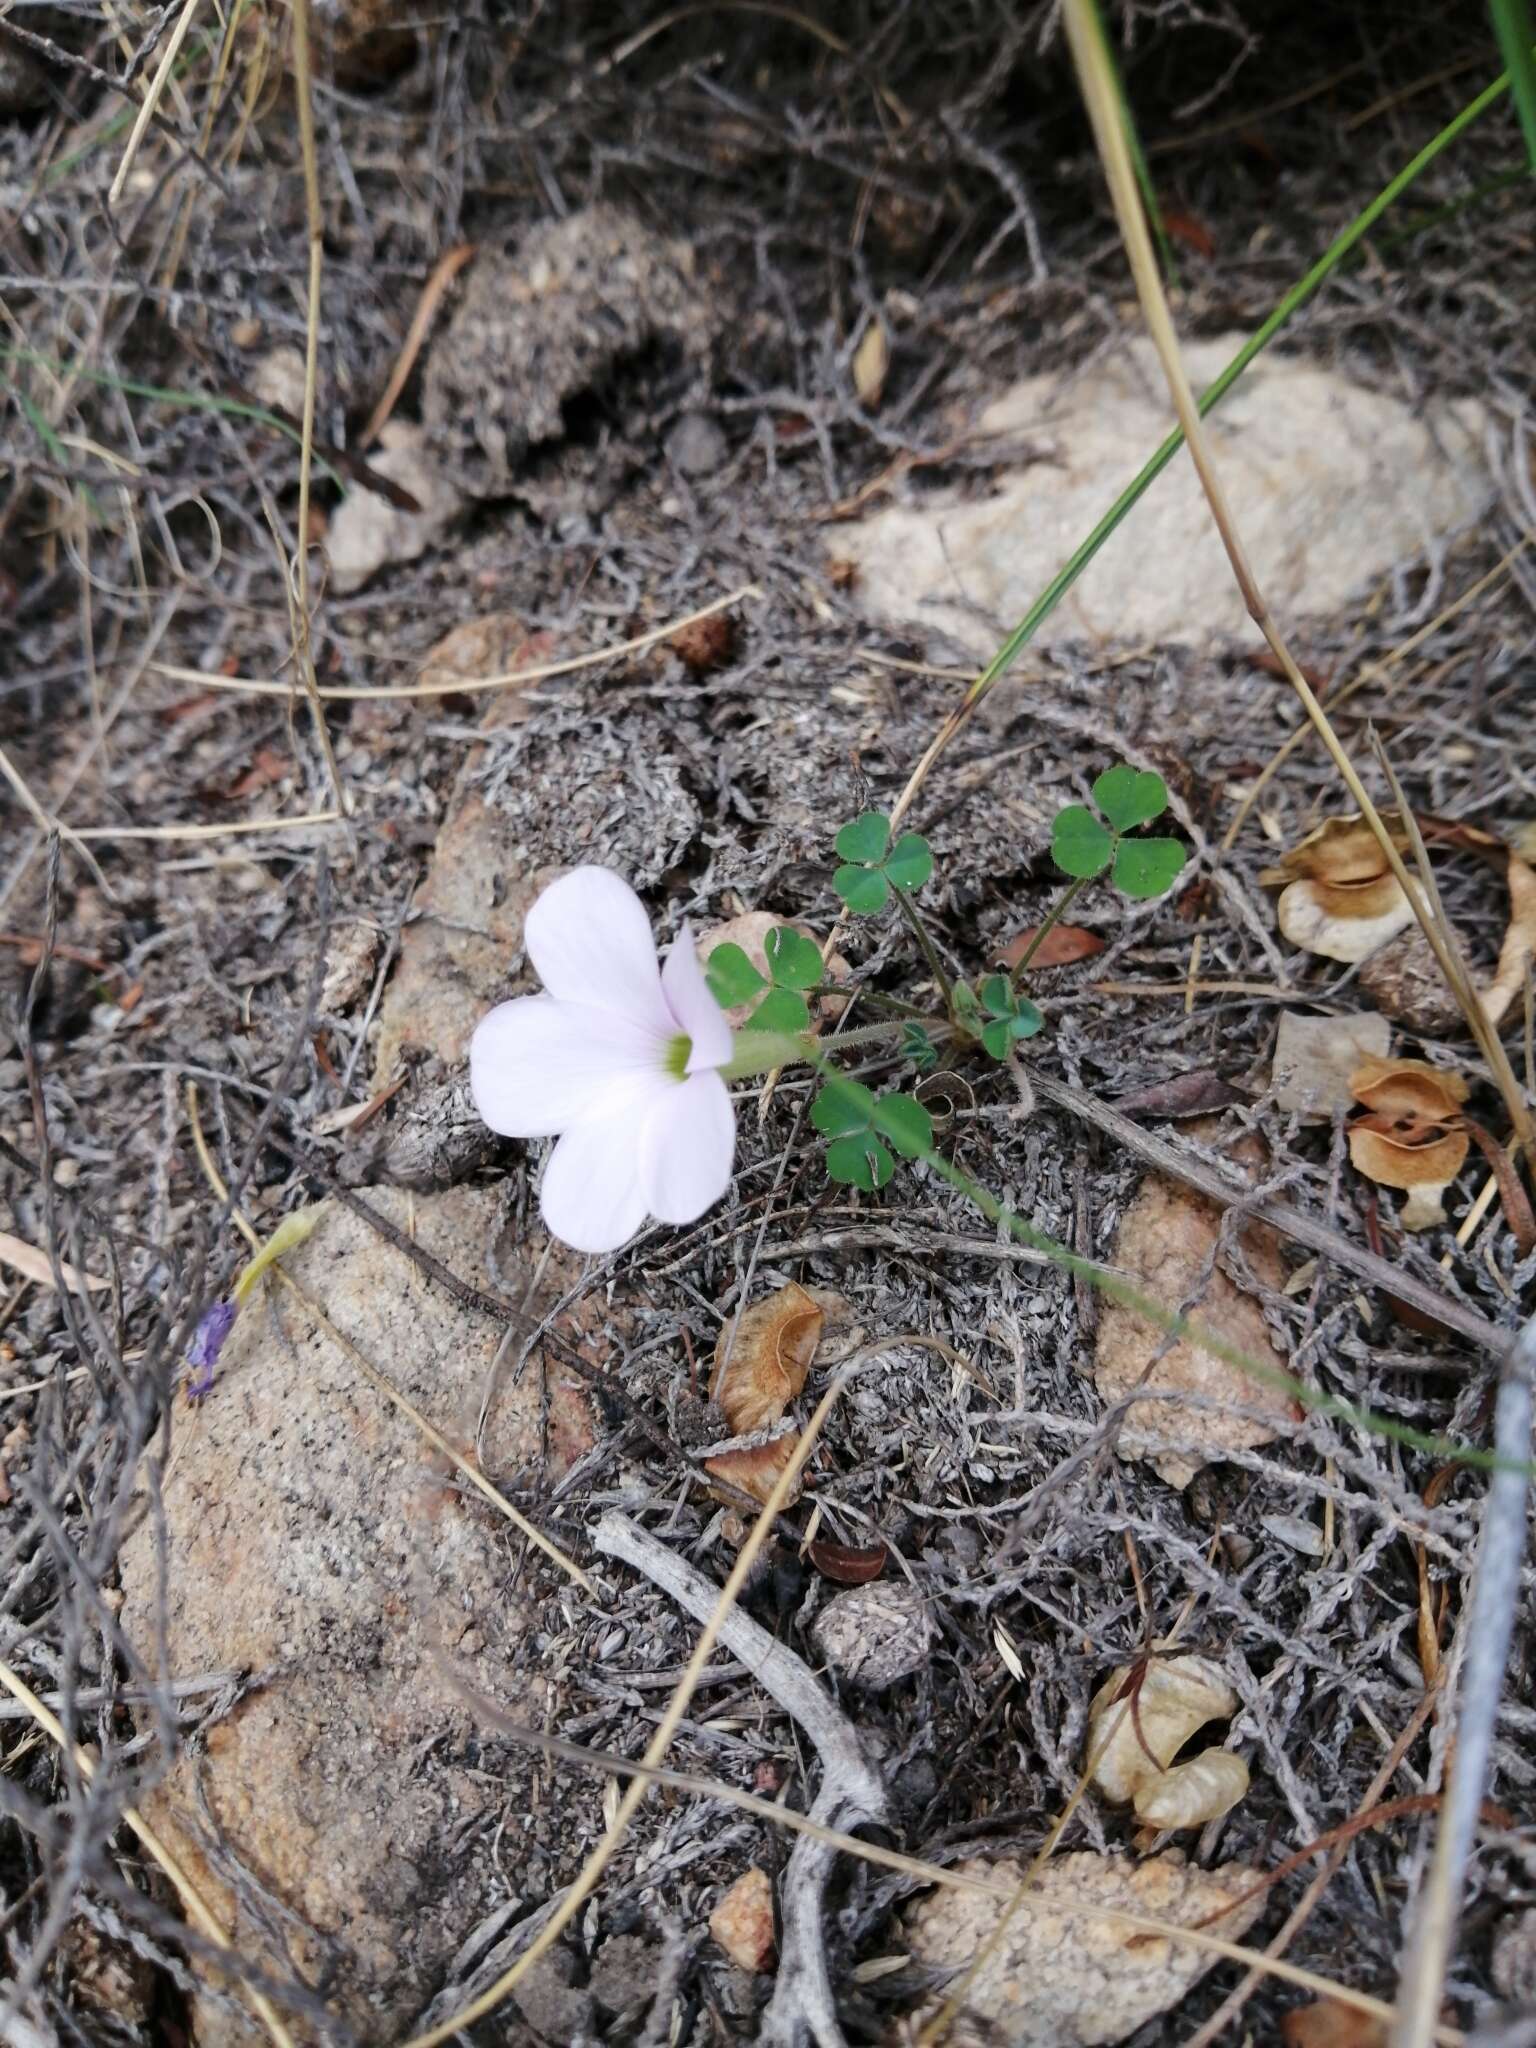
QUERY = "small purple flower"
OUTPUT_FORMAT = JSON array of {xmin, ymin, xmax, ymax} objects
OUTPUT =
[{"xmin": 186, "ymin": 1299, "xmax": 237, "ymax": 1400}]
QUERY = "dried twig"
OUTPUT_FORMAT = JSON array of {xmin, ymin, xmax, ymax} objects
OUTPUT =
[
  {"xmin": 595, "ymin": 1511, "xmax": 889, "ymax": 2048},
  {"xmin": 1389, "ymin": 1312, "xmax": 1536, "ymax": 2048}
]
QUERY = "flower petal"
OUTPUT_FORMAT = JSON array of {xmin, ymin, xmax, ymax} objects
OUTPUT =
[
  {"xmin": 523, "ymin": 868, "xmax": 673, "ymax": 1034},
  {"xmin": 538, "ymin": 1089, "xmax": 660, "ymax": 1252},
  {"xmin": 663, "ymin": 923, "xmax": 733, "ymax": 1074},
  {"xmin": 639, "ymin": 1070, "xmax": 736, "ymax": 1226},
  {"xmin": 470, "ymin": 995, "xmax": 666, "ymax": 1137}
]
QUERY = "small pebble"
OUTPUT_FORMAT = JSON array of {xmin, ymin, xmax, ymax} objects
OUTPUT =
[
  {"xmin": 810, "ymin": 1581, "xmax": 934, "ymax": 1691},
  {"xmin": 666, "ymin": 411, "xmax": 728, "ymax": 478}
]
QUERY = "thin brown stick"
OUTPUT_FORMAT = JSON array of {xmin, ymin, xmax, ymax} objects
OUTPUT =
[
  {"xmin": 359, "ymin": 244, "xmax": 477, "ymax": 449},
  {"xmin": 146, "ymin": 584, "xmax": 761, "ymax": 698}
]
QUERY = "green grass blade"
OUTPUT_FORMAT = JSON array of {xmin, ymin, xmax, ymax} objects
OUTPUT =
[
  {"xmin": 0, "ymin": 343, "xmax": 348, "ymax": 494},
  {"xmin": 1489, "ymin": 0, "xmax": 1536, "ymax": 168},
  {"xmin": 961, "ymin": 62, "xmax": 1516, "ymax": 711}
]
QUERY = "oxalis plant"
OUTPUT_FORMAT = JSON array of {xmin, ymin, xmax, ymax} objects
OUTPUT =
[{"xmin": 467, "ymin": 773, "xmax": 1502, "ymax": 1468}]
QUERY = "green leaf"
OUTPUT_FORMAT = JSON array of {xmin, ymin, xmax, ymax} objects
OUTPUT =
[
  {"xmin": 764, "ymin": 925, "xmax": 822, "ymax": 990},
  {"xmin": 1091, "ymin": 763, "xmax": 1168, "ymax": 832},
  {"xmin": 1111, "ymin": 836, "xmax": 1188, "ymax": 900},
  {"xmin": 810, "ymin": 1077, "xmax": 876, "ymax": 1138},
  {"xmin": 834, "ymin": 812, "xmax": 890, "ymax": 864},
  {"xmin": 871, "ymin": 1093, "xmax": 933, "ymax": 1159},
  {"xmin": 750, "ymin": 986, "xmax": 811, "ymax": 1036},
  {"xmin": 1050, "ymin": 805, "xmax": 1114, "ymax": 879},
  {"xmin": 834, "ymin": 863, "xmax": 890, "ymax": 914},
  {"xmin": 901, "ymin": 1023, "xmax": 938, "ymax": 1072},
  {"xmin": 882, "ymin": 832, "xmax": 933, "ymax": 891},
  {"xmin": 1489, "ymin": 0, "xmax": 1536, "ymax": 173},
  {"xmin": 981, "ymin": 1018, "xmax": 1014, "ymax": 1061},
  {"xmin": 706, "ymin": 942, "xmax": 767, "ymax": 1008},
  {"xmin": 1010, "ymin": 998, "xmax": 1044, "ymax": 1040},
  {"xmin": 952, "ymin": 980, "xmax": 980, "ymax": 1020},
  {"xmin": 825, "ymin": 1131, "xmax": 894, "ymax": 1191},
  {"xmin": 980, "ymin": 974, "xmax": 1016, "ymax": 1018}
]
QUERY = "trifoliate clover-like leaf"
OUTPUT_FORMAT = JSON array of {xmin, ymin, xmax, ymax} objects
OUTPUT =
[
  {"xmin": 834, "ymin": 863, "xmax": 890, "ymax": 915},
  {"xmin": 1092, "ymin": 764, "xmax": 1168, "ymax": 833},
  {"xmin": 1051, "ymin": 805, "xmax": 1114, "ymax": 879},
  {"xmin": 1112, "ymin": 836, "xmax": 1188, "ymax": 900},
  {"xmin": 901, "ymin": 1022, "xmax": 938, "ymax": 1072},
  {"xmin": 750, "ymin": 986, "xmax": 811, "ymax": 1035},
  {"xmin": 706, "ymin": 942, "xmax": 768, "ymax": 1008},
  {"xmin": 825, "ymin": 1131, "xmax": 894, "ymax": 1191},
  {"xmin": 952, "ymin": 980, "xmax": 980, "ymax": 1021},
  {"xmin": 834, "ymin": 812, "xmax": 891, "ymax": 865},
  {"xmin": 871, "ymin": 1092, "xmax": 933, "ymax": 1159},
  {"xmin": 764, "ymin": 925, "xmax": 822, "ymax": 990},
  {"xmin": 980, "ymin": 1018, "xmax": 1014, "ymax": 1061},
  {"xmin": 883, "ymin": 832, "xmax": 934, "ymax": 891},
  {"xmin": 810, "ymin": 1076, "xmax": 876, "ymax": 1138},
  {"xmin": 980, "ymin": 974, "xmax": 1016, "ymax": 1018}
]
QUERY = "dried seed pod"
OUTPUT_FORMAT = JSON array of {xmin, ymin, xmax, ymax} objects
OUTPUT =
[
  {"xmin": 1088, "ymin": 1654, "xmax": 1237, "ymax": 1807},
  {"xmin": 710, "ymin": 1282, "xmax": 823, "ymax": 1435},
  {"xmin": 1134, "ymin": 1749, "xmax": 1250, "ymax": 1830}
]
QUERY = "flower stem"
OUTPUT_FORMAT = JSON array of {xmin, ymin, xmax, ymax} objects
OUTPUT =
[
  {"xmin": 1009, "ymin": 874, "xmax": 1089, "ymax": 989},
  {"xmin": 890, "ymin": 882, "xmax": 956, "ymax": 1012}
]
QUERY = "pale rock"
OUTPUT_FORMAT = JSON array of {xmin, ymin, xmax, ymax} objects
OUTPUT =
[
  {"xmin": 810, "ymin": 1581, "xmax": 934, "ymax": 1691},
  {"xmin": 905, "ymin": 1851, "xmax": 1263, "ymax": 2046},
  {"xmin": 1272, "ymin": 1009, "xmax": 1391, "ymax": 1117},
  {"xmin": 327, "ymin": 421, "xmax": 463, "ymax": 595},
  {"xmin": 834, "ymin": 337, "xmax": 1488, "ymax": 652},
  {"xmin": 373, "ymin": 615, "xmax": 550, "ymax": 1080},
  {"xmin": 246, "ymin": 346, "xmax": 308, "ymax": 420},
  {"xmin": 117, "ymin": 1188, "xmax": 597, "ymax": 2045}
]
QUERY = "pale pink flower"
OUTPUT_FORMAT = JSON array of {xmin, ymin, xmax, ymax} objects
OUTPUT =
[{"xmin": 470, "ymin": 867, "xmax": 735, "ymax": 1253}]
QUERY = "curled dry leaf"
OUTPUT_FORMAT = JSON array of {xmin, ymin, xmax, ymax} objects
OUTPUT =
[
  {"xmin": 1134, "ymin": 1749, "xmax": 1250, "ymax": 1831},
  {"xmin": 852, "ymin": 319, "xmax": 890, "ymax": 408},
  {"xmin": 1481, "ymin": 849, "xmax": 1536, "ymax": 1026},
  {"xmin": 710, "ymin": 1280, "xmax": 823, "ymax": 1435},
  {"xmin": 904, "ymin": 1850, "xmax": 1263, "ymax": 2047},
  {"xmin": 1346, "ymin": 1055, "xmax": 1470, "ymax": 1233},
  {"xmin": 1088, "ymin": 1654, "xmax": 1237, "ymax": 1809},
  {"xmin": 704, "ymin": 1430, "xmax": 802, "ymax": 1508},
  {"xmin": 805, "ymin": 1538, "xmax": 888, "ymax": 1585},
  {"xmin": 1265, "ymin": 813, "xmax": 1416, "ymax": 963},
  {"xmin": 1093, "ymin": 1168, "xmax": 1299, "ymax": 1486}
]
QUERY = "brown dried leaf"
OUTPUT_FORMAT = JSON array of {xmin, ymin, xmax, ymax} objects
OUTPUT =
[
  {"xmin": 705, "ymin": 1431, "xmax": 802, "ymax": 1508},
  {"xmin": 1463, "ymin": 1117, "xmax": 1536, "ymax": 1258},
  {"xmin": 710, "ymin": 1281, "xmax": 824, "ymax": 1434},
  {"xmin": 1272, "ymin": 1010, "xmax": 1391, "ymax": 1117},
  {"xmin": 806, "ymin": 1538, "xmax": 888, "ymax": 1585},
  {"xmin": 998, "ymin": 923, "xmax": 1105, "ymax": 969},
  {"xmin": 1276, "ymin": 876, "xmax": 1417, "ymax": 962},
  {"xmin": 1348, "ymin": 1055, "xmax": 1469, "ymax": 1121},
  {"xmin": 1108, "ymin": 1070, "xmax": 1243, "ymax": 1119},
  {"xmin": 1093, "ymin": 1176, "xmax": 1299, "ymax": 1487},
  {"xmin": 1262, "ymin": 813, "xmax": 1408, "ymax": 889},
  {"xmin": 1347, "ymin": 1114, "xmax": 1469, "ymax": 1192}
]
